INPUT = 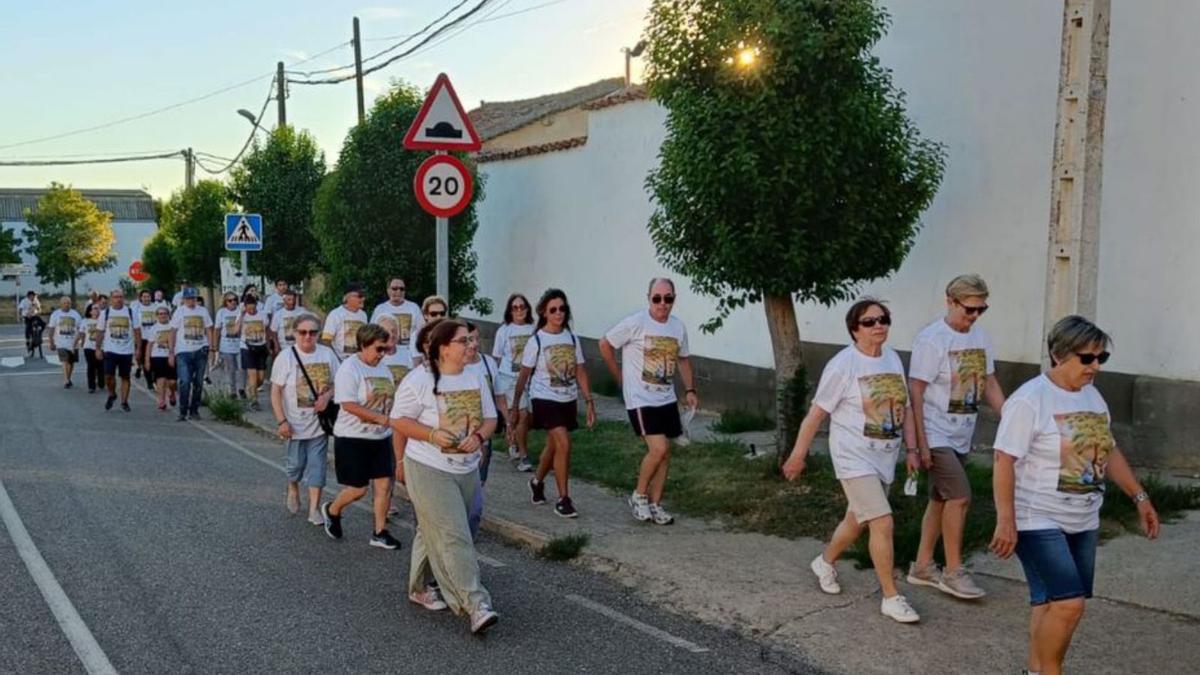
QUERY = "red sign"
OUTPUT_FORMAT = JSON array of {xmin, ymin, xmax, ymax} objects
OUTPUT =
[
  {"xmin": 403, "ymin": 73, "xmax": 482, "ymax": 152},
  {"xmin": 413, "ymin": 155, "xmax": 473, "ymax": 218},
  {"xmin": 128, "ymin": 260, "xmax": 148, "ymax": 283}
]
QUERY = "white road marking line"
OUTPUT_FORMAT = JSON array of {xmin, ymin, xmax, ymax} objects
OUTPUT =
[
  {"xmin": 180, "ymin": 412, "xmax": 506, "ymax": 568},
  {"xmin": 2, "ymin": 356, "xmax": 26, "ymax": 367},
  {"xmin": 0, "ymin": 369, "xmax": 59, "ymax": 378},
  {"xmin": 564, "ymin": 593, "xmax": 710, "ymax": 653},
  {"xmin": 0, "ymin": 479, "xmax": 119, "ymax": 675}
]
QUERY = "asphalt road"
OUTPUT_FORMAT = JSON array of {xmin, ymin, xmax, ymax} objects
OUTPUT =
[{"xmin": 0, "ymin": 325, "xmax": 822, "ymax": 675}]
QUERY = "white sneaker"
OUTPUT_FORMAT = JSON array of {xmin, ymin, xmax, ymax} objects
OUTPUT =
[
  {"xmin": 629, "ymin": 492, "xmax": 652, "ymax": 522},
  {"xmin": 470, "ymin": 603, "xmax": 499, "ymax": 634},
  {"xmin": 810, "ymin": 554, "xmax": 841, "ymax": 594},
  {"xmin": 649, "ymin": 503, "xmax": 675, "ymax": 525},
  {"xmin": 307, "ymin": 512, "xmax": 324, "ymax": 526},
  {"xmin": 880, "ymin": 594, "xmax": 920, "ymax": 623},
  {"xmin": 409, "ymin": 586, "xmax": 449, "ymax": 611}
]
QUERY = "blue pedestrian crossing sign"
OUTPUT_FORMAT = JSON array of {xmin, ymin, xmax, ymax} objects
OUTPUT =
[{"xmin": 225, "ymin": 213, "xmax": 263, "ymax": 251}]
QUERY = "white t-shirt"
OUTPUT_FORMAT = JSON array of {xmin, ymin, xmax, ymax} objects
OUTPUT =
[
  {"xmin": 270, "ymin": 305, "xmax": 306, "ymax": 347},
  {"xmin": 520, "ymin": 329, "xmax": 585, "ymax": 403},
  {"xmin": 995, "ymin": 375, "xmax": 1113, "ymax": 533},
  {"xmin": 171, "ymin": 290, "xmax": 187, "ymax": 308},
  {"xmin": 465, "ymin": 354, "xmax": 500, "ymax": 401},
  {"xmin": 215, "ymin": 307, "xmax": 242, "ymax": 354},
  {"xmin": 909, "ymin": 319, "xmax": 996, "ymax": 454},
  {"xmin": 322, "ymin": 305, "xmax": 368, "ymax": 359},
  {"xmin": 370, "ymin": 300, "xmax": 424, "ymax": 348},
  {"xmin": 99, "ymin": 306, "xmax": 137, "ymax": 355},
  {"xmin": 49, "ymin": 309, "xmax": 83, "ymax": 351},
  {"xmin": 391, "ymin": 367, "xmax": 496, "ymax": 474},
  {"xmin": 604, "ymin": 310, "xmax": 690, "ymax": 410},
  {"xmin": 381, "ymin": 349, "xmax": 415, "ymax": 387},
  {"xmin": 81, "ymin": 318, "xmax": 101, "ymax": 351},
  {"xmin": 130, "ymin": 301, "xmax": 163, "ymax": 330},
  {"xmin": 18, "ymin": 297, "xmax": 34, "ymax": 318},
  {"xmin": 170, "ymin": 305, "xmax": 213, "ymax": 354},
  {"xmin": 333, "ymin": 355, "xmax": 395, "ymax": 439},
  {"xmin": 813, "ymin": 345, "xmax": 909, "ymax": 483},
  {"xmin": 239, "ymin": 310, "xmax": 269, "ymax": 350},
  {"xmin": 271, "ymin": 345, "xmax": 340, "ymax": 440},
  {"xmin": 145, "ymin": 322, "xmax": 173, "ymax": 358},
  {"xmin": 492, "ymin": 322, "xmax": 536, "ymax": 375},
  {"xmin": 264, "ymin": 293, "xmax": 285, "ymax": 320}
]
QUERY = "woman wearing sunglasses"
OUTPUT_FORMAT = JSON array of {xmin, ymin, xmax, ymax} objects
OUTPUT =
[
  {"xmin": 783, "ymin": 298, "xmax": 922, "ymax": 624},
  {"xmin": 492, "ymin": 293, "xmax": 535, "ymax": 472},
  {"xmin": 990, "ymin": 315, "xmax": 1159, "ymax": 675},
  {"xmin": 511, "ymin": 288, "xmax": 595, "ymax": 518},
  {"xmin": 215, "ymin": 292, "xmax": 246, "ymax": 398},
  {"xmin": 906, "ymin": 274, "xmax": 1005, "ymax": 600}
]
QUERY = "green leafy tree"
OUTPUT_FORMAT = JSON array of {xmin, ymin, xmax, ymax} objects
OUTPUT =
[
  {"xmin": 0, "ymin": 226, "xmax": 19, "ymax": 264},
  {"xmin": 22, "ymin": 182, "xmax": 117, "ymax": 296},
  {"xmin": 229, "ymin": 126, "xmax": 327, "ymax": 284},
  {"xmin": 311, "ymin": 81, "xmax": 488, "ymax": 313},
  {"xmin": 140, "ymin": 229, "xmax": 178, "ymax": 293},
  {"xmin": 643, "ymin": 0, "xmax": 946, "ymax": 452},
  {"xmin": 161, "ymin": 180, "xmax": 231, "ymax": 301}
]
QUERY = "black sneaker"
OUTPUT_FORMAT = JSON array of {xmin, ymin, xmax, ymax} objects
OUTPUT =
[
  {"xmin": 321, "ymin": 502, "xmax": 342, "ymax": 539},
  {"xmin": 120, "ymin": 402, "xmax": 131, "ymax": 412},
  {"xmin": 555, "ymin": 497, "xmax": 579, "ymax": 519},
  {"xmin": 105, "ymin": 395, "xmax": 116, "ymax": 410},
  {"xmin": 529, "ymin": 478, "xmax": 547, "ymax": 505},
  {"xmin": 64, "ymin": 381, "xmax": 73, "ymax": 389},
  {"xmin": 134, "ymin": 367, "xmax": 142, "ymax": 379},
  {"xmin": 370, "ymin": 530, "xmax": 402, "ymax": 550},
  {"xmin": 238, "ymin": 389, "xmax": 247, "ymax": 400},
  {"xmin": 88, "ymin": 388, "xmax": 96, "ymax": 394}
]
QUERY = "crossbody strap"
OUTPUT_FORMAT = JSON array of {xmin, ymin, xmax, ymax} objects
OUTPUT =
[{"xmin": 291, "ymin": 346, "xmax": 321, "ymax": 401}]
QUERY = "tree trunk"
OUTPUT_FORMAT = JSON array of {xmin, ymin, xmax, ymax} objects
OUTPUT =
[
  {"xmin": 69, "ymin": 271, "xmax": 76, "ymax": 299},
  {"xmin": 763, "ymin": 293, "xmax": 805, "ymax": 464}
]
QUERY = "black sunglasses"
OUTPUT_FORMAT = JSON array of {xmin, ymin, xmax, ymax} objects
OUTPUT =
[
  {"xmin": 390, "ymin": 286, "xmax": 405, "ymax": 291},
  {"xmin": 857, "ymin": 315, "xmax": 892, "ymax": 328},
  {"xmin": 651, "ymin": 294, "xmax": 676, "ymax": 305},
  {"xmin": 428, "ymin": 310, "xmax": 446, "ymax": 318},
  {"xmin": 1075, "ymin": 351, "xmax": 1110, "ymax": 365},
  {"xmin": 547, "ymin": 305, "xmax": 568, "ymax": 315},
  {"xmin": 954, "ymin": 299, "xmax": 989, "ymax": 316},
  {"xmin": 295, "ymin": 329, "xmax": 319, "ymax": 336}
]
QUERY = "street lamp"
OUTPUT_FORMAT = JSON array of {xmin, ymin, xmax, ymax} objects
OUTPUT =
[
  {"xmin": 622, "ymin": 39, "xmax": 647, "ymax": 86},
  {"xmin": 237, "ymin": 109, "xmax": 266, "ymax": 134}
]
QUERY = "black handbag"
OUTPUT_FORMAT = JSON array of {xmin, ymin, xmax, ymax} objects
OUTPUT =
[{"xmin": 292, "ymin": 346, "xmax": 339, "ymax": 435}]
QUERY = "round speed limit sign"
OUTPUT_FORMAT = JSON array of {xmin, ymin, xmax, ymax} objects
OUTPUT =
[{"xmin": 413, "ymin": 154, "xmax": 474, "ymax": 218}]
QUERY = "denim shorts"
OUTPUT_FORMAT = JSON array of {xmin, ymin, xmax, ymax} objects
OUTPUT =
[
  {"xmin": 1014, "ymin": 528, "xmax": 1098, "ymax": 605},
  {"xmin": 285, "ymin": 436, "xmax": 329, "ymax": 488}
]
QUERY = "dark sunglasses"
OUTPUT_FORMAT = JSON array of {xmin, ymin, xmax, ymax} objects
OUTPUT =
[
  {"xmin": 954, "ymin": 299, "xmax": 989, "ymax": 316},
  {"xmin": 390, "ymin": 286, "xmax": 405, "ymax": 291},
  {"xmin": 651, "ymin": 294, "xmax": 676, "ymax": 305},
  {"xmin": 428, "ymin": 310, "xmax": 446, "ymax": 318},
  {"xmin": 295, "ymin": 329, "xmax": 319, "ymax": 336},
  {"xmin": 1075, "ymin": 351, "xmax": 1110, "ymax": 365},
  {"xmin": 857, "ymin": 315, "xmax": 892, "ymax": 328},
  {"xmin": 546, "ymin": 305, "xmax": 568, "ymax": 315},
  {"xmin": 369, "ymin": 345, "xmax": 388, "ymax": 354}
]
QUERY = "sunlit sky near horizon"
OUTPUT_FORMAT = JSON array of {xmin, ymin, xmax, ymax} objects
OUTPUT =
[{"xmin": 0, "ymin": 0, "xmax": 650, "ymax": 200}]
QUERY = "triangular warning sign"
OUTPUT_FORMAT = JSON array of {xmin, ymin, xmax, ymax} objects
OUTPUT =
[
  {"xmin": 229, "ymin": 216, "xmax": 260, "ymax": 244},
  {"xmin": 403, "ymin": 73, "xmax": 482, "ymax": 151}
]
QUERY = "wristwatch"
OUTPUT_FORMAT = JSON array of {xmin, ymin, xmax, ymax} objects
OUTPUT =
[{"xmin": 1132, "ymin": 490, "xmax": 1149, "ymax": 504}]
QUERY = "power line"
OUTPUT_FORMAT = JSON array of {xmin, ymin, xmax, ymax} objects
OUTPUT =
[
  {"xmin": 0, "ymin": 151, "xmax": 184, "ymax": 167},
  {"xmin": 193, "ymin": 79, "xmax": 275, "ymax": 175}
]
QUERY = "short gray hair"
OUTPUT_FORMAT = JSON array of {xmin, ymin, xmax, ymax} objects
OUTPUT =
[
  {"xmin": 294, "ymin": 313, "xmax": 322, "ymax": 331},
  {"xmin": 1047, "ymin": 315, "xmax": 1111, "ymax": 365},
  {"xmin": 946, "ymin": 274, "xmax": 989, "ymax": 300},
  {"xmin": 647, "ymin": 277, "xmax": 676, "ymax": 294}
]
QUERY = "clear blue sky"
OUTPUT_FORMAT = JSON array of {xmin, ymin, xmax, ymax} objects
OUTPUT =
[{"xmin": 0, "ymin": 0, "xmax": 650, "ymax": 199}]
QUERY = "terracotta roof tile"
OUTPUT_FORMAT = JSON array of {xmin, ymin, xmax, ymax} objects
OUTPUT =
[
  {"xmin": 581, "ymin": 85, "xmax": 648, "ymax": 111},
  {"xmin": 468, "ymin": 78, "xmax": 625, "ymax": 141},
  {"xmin": 476, "ymin": 136, "xmax": 588, "ymax": 163}
]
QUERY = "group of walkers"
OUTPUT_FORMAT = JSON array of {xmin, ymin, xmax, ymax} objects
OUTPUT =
[{"xmin": 27, "ymin": 271, "xmax": 1161, "ymax": 669}]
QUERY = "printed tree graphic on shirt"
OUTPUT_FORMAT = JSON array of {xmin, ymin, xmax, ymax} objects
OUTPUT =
[
  {"xmin": 182, "ymin": 316, "xmax": 205, "ymax": 342},
  {"xmin": 243, "ymin": 318, "xmax": 266, "ymax": 345},
  {"xmin": 859, "ymin": 373, "xmax": 908, "ymax": 440},
  {"xmin": 395, "ymin": 313, "xmax": 413, "ymax": 345},
  {"xmin": 342, "ymin": 320, "xmax": 364, "ymax": 354},
  {"xmin": 140, "ymin": 309, "xmax": 156, "ymax": 326},
  {"xmin": 438, "ymin": 389, "xmax": 483, "ymax": 452},
  {"xmin": 223, "ymin": 316, "xmax": 240, "ymax": 339},
  {"xmin": 510, "ymin": 334, "xmax": 531, "ymax": 373},
  {"xmin": 57, "ymin": 316, "xmax": 76, "ymax": 338},
  {"xmin": 363, "ymin": 376, "xmax": 395, "ymax": 416},
  {"xmin": 296, "ymin": 362, "xmax": 331, "ymax": 408},
  {"xmin": 544, "ymin": 343, "xmax": 577, "ymax": 389},
  {"xmin": 387, "ymin": 364, "xmax": 410, "ymax": 386},
  {"xmin": 948, "ymin": 348, "xmax": 987, "ymax": 414},
  {"xmin": 1055, "ymin": 411, "xmax": 1114, "ymax": 494},
  {"xmin": 641, "ymin": 336, "xmax": 680, "ymax": 387},
  {"xmin": 86, "ymin": 321, "xmax": 101, "ymax": 345},
  {"xmin": 154, "ymin": 328, "xmax": 170, "ymax": 349},
  {"xmin": 107, "ymin": 315, "xmax": 131, "ymax": 342},
  {"xmin": 281, "ymin": 316, "xmax": 297, "ymax": 344}
]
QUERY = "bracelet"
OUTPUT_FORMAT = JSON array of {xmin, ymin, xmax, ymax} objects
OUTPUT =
[
  {"xmin": 1132, "ymin": 490, "xmax": 1149, "ymax": 504},
  {"xmin": 428, "ymin": 428, "xmax": 438, "ymax": 443},
  {"xmin": 276, "ymin": 419, "xmax": 287, "ymax": 426}
]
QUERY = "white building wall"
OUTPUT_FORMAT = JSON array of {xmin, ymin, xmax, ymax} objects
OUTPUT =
[
  {"xmin": 468, "ymin": 0, "xmax": 1197, "ymax": 382},
  {"xmin": 0, "ymin": 220, "xmax": 157, "ymax": 298}
]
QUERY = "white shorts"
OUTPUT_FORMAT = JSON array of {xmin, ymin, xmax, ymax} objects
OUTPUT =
[{"xmin": 495, "ymin": 371, "xmax": 530, "ymax": 410}]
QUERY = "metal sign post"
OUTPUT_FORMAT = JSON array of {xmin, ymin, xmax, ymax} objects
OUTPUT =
[{"xmin": 436, "ymin": 150, "xmax": 449, "ymax": 300}]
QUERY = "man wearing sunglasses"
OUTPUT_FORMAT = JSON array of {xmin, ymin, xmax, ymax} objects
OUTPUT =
[
  {"xmin": 599, "ymin": 277, "xmax": 698, "ymax": 526},
  {"xmin": 370, "ymin": 277, "xmax": 424, "ymax": 354},
  {"xmin": 906, "ymin": 274, "xmax": 1006, "ymax": 600},
  {"xmin": 321, "ymin": 282, "xmax": 369, "ymax": 361}
]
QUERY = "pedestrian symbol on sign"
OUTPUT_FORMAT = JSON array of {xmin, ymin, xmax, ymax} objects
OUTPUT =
[
  {"xmin": 225, "ymin": 213, "xmax": 264, "ymax": 251},
  {"xmin": 230, "ymin": 217, "xmax": 258, "ymax": 244}
]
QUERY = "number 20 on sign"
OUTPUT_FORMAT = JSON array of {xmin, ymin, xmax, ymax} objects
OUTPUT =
[{"xmin": 413, "ymin": 154, "xmax": 473, "ymax": 218}]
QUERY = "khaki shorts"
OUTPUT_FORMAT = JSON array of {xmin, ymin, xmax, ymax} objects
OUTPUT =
[
  {"xmin": 840, "ymin": 475, "xmax": 892, "ymax": 523},
  {"xmin": 928, "ymin": 447, "xmax": 971, "ymax": 502}
]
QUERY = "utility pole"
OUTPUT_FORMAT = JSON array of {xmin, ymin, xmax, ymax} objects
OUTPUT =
[
  {"xmin": 1042, "ymin": 0, "xmax": 1109, "ymax": 366},
  {"xmin": 184, "ymin": 148, "xmax": 194, "ymax": 189},
  {"xmin": 276, "ymin": 61, "xmax": 287, "ymax": 127},
  {"xmin": 353, "ymin": 17, "xmax": 366, "ymax": 124}
]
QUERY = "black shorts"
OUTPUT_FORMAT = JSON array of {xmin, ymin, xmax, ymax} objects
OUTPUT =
[
  {"xmin": 241, "ymin": 345, "xmax": 269, "ymax": 370},
  {"xmin": 103, "ymin": 352, "xmax": 133, "ymax": 378},
  {"xmin": 531, "ymin": 398, "xmax": 578, "ymax": 431},
  {"xmin": 150, "ymin": 356, "xmax": 175, "ymax": 382},
  {"xmin": 57, "ymin": 348, "xmax": 78, "ymax": 364},
  {"xmin": 628, "ymin": 403, "xmax": 683, "ymax": 439},
  {"xmin": 333, "ymin": 436, "xmax": 393, "ymax": 488}
]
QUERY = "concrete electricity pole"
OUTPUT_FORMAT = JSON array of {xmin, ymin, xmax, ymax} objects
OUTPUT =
[
  {"xmin": 1042, "ymin": 0, "xmax": 1110, "ymax": 363},
  {"xmin": 276, "ymin": 62, "xmax": 287, "ymax": 127},
  {"xmin": 184, "ymin": 148, "xmax": 195, "ymax": 189},
  {"xmin": 354, "ymin": 17, "xmax": 366, "ymax": 124}
]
